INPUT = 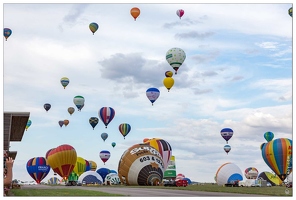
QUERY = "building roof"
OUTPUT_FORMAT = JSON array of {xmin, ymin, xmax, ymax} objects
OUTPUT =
[{"xmin": 3, "ymin": 112, "xmax": 30, "ymax": 159}]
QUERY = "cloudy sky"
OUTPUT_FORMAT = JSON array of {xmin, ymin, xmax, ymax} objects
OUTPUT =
[{"xmin": 2, "ymin": 1, "xmax": 293, "ymax": 184}]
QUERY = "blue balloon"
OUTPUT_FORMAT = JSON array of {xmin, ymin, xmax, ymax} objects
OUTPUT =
[{"xmin": 96, "ymin": 168, "xmax": 110, "ymax": 182}]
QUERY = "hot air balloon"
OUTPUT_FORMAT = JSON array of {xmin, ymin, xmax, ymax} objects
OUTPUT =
[
  {"xmin": 72, "ymin": 157, "xmax": 88, "ymax": 177},
  {"xmin": 58, "ymin": 120, "xmax": 64, "ymax": 128},
  {"xmin": 89, "ymin": 22, "xmax": 99, "ymax": 35},
  {"xmin": 73, "ymin": 95, "xmax": 85, "ymax": 111},
  {"xmin": 4, "ymin": 28, "xmax": 12, "ymax": 41},
  {"xmin": 264, "ymin": 131, "xmax": 274, "ymax": 142},
  {"xmin": 220, "ymin": 128, "xmax": 233, "ymax": 144},
  {"xmin": 143, "ymin": 138, "xmax": 149, "ymax": 143},
  {"xmin": 45, "ymin": 148, "xmax": 55, "ymax": 159},
  {"xmin": 289, "ymin": 7, "xmax": 292, "ymax": 17},
  {"xmin": 224, "ymin": 144, "xmax": 231, "ymax": 155},
  {"xmin": 118, "ymin": 143, "xmax": 165, "ymax": 186},
  {"xmin": 47, "ymin": 144, "xmax": 77, "ymax": 181},
  {"xmin": 105, "ymin": 173, "xmax": 121, "ymax": 185},
  {"xmin": 78, "ymin": 171, "xmax": 103, "ymax": 184},
  {"xmin": 118, "ymin": 123, "xmax": 131, "ymax": 139},
  {"xmin": 44, "ymin": 103, "xmax": 51, "ymax": 112},
  {"xmin": 261, "ymin": 138, "xmax": 292, "ymax": 181},
  {"xmin": 244, "ymin": 167, "xmax": 259, "ymax": 179},
  {"xmin": 166, "ymin": 47, "xmax": 186, "ymax": 75},
  {"xmin": 144, "ymin": 138, "xmax": 172, "ymax": 170},
  {"xmin": 26, "ymin": 157, "xmax": 50, "ymax": 184},
  {"xmin": 99, "ymin": 107, "xmax": 115, "ymax": 128},
  {"xmin": 111, "ymin": 142, "xmax": 116, "ymax": 148},
  {"xmin": 257, "ymin": 171, "xmax": 283, "ymax": 186},
  {"xmin": 26, "ymin": 119, "xmax": 32, "ymax": 131},
  {"xmin": 130, "ymin": 7, "xmax": 140, "ymax": 21},
  {"xmin": 88, "ymin": 160, "xmax": 97, "ymax": 171},
  {"xmin": 89, "ymin": 117, "xmax": 99, "ymax": 130},
  {"xmin": 68, "ymin": 107, "xmax": 75, "ymax": 115},
  {"xmin": 48, "ymin": 177, "xmax": 60, "ymax": 185},
  {"xmin": 64, "ymin": 119, "xmax": 69, "ymax": 127},
  {"xmin": 101, "ymin": 132, "xmax": 108, "ymax": 142},
  {"xmin": 96, "ymin": 168, "xmax": 110, "ymax": 182},
  {"xmin": 165, "ymin": 71, "xmax": 173, "ymax": 78},
  {"xmin": 176, "ymin": 9, "xmax": 184, "ymax": 19},
  {"xmin": 215, "ymin": 162, "xmax": 243, "ymax": 186},
  {"xmin": 60, "ymin": 77, "xmax": 69, "ymax": 89},
  {"xmin": 163, "ymin": 77, "xmax": 174, "ymax": 92},
  {"xmin": 146, "ymin": 88, "xmax": 160, "ymax": 106},
  {"xmin": 260, "ymin": 142, "xmax": 267, "ymax": 150},
  {"xmin": 99, "ymin": 150, "xmax": 111, "ymax": 165}
]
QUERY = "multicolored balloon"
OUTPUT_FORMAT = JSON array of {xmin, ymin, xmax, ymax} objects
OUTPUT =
[
  {"xmin": 26, "ymin": 157, "xmax": 50, "ymax": 184},
  {"xmin": 99, "ymin": 107, "xmax": 115, "ymax": 128},
  {"xmin": 220, "ymin": 128, "xmax": 233, "ymax": 144},
  {"xmin": 26, "ymin": 119, "xmax": 32, "ymax": 131},
  {"xmin": 99, "ymin": 150, "xmax": 111, "ymax": 165},
  {"xmin": 261, "ymin": 138, "xmax": 292, "ymax": 181},
  {"xmin": 4, "ymin": 28, "xmax": 12, "ymax": 41},
  {"xmin": 176, "ymin": 9, "xmax": 184, "ymax": 19},
  {"xmin": 68, "ymin": 107, "xmax": 75, "ymax": 115},
  {"xmin": 215, "ymin": 162, "xmax": 243, "ymax": 185},
  {"xmin": 44, "ymin": 103, "xmax": 51, "ymax": 112},
  {"xmin": 88, "ymin": 160, "xmax": 97, "ymax": 171},
  {"xmin": 89, "ymin": 117, "xmax": 99, "ymax": 130},
  {"xmin": 73, "ymin": 95, "xmax": 85, "ymax": 111},
  {"xmin": 89, "ymin": 22, "xmax": 99, "ymax": 35},
  {"xmin": 72, "ymin": 157, "xmax": 88, "ymax": 176},
  {"xmin": 101, "ymin": 132, "xmax": 108, "ymax": 142},
  {"xmin": 130, "ymin": 7, "xmax": 140, "ymax": 21},
  {"xmin": 166, "ymin": 47, "xmax": 186, "ymax": 74},
  {"xmin": 146, "ymin": 88, "xmax": 160, "ymax": 106},
  {"xmin": 244, "ymin": 167, "xmax": 258, "ymax": 179},
  {"xmin": 60, "ymin": 77, "xmax": 69, "ymax": 89},
  {"xmin": 118, "ymin": 123, "xmax": 131, "ymax": 139},
  {"xmin": 257, "ymin": 171, "xmax": 283, "ymax": 186},
  {"xmin": 165, "ymin": 71, "xmax": 173, "ymax": 77},
  {"xmin": 224, "ymin": 144, "xmax": 231, "ymax": 155},
  {"xmin": 163, "ymin": 77, "xmax": 174, "ymax": 92},
  {"xmin": 264, "ymin": 131, "xmax": 274, "ymax": 142}
]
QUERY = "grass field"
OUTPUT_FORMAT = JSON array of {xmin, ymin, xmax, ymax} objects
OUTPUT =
[{"xmin": 8, "ymin": 183, "xmax": 293, "ymax": 197}]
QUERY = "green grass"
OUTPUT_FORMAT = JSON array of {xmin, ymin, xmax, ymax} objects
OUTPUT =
[{"xmin": 9, "ymin": 183, "xmax": 293, "ymax": 196}]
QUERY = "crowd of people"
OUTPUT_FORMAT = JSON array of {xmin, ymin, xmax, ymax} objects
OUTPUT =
[{"xmin": 3, "ymin": 150, "xmax": 14, "ymax": 196}]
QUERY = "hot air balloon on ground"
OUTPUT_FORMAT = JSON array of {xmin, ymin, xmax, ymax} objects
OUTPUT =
[
  {"xmin": 257, "ymin": 171, "xmax": 283, "ymax": 186},
  {"xmin": 68, "ymin": 107, "xmax": 75, "ymax": 115},
  {"xmin": 118, "ymin": 123, "xmax": 131, "ymax": 139},
  {"xmin": 224, "ymin": 144, "xmax": 231, "ymax": 154},
  {"xmin": 220, "ymin": 128, "xmax": 233, "ymax": 144},
  {"xmin": 101, "ymin": 132, "xmax": 108, "ymax": 142},
  {"xmin": 97, "ymin": 168, "xmax": 110, "ymax": 182},
  {"xmin": 105, "ymin": 173, "xmax": 121, "ymax": 185},
  {"xmin": 60, "ymin": 77, "xmax": 69, "ymax": 89},
  {"xmin": 130, "ymin": 7, "xmax": 140, "ymax": 21},
  {"xmin": 146, "ymin": 88, "xmax": 160, "ymax": 106},
  {"xmin": 26, "ymin": 119, "xmax": 32, "ymax": 131},
  {"xmin": 215, "ymin": 162, "xmax": 243, "ymax": 186},
  {"xmin": 78, "ymin": 171, "xmax": 103, "ymax": 185},
  {"xmin": 163, "ymin": 77, "xmax": 174, "ymax": 92},
  {"xmin": 4, "ymin": 28, "xmax": 12, "ymax": 41},
  {"xmin": 73, "ymin": 157, "xmax": 88, "ymax": 177},
  {"xmin": 73, "ymin": 96, "xmax": 85, "ymax": 111},
  {"xmin": 99, "ymin": 107, "xmax": 115, "ymax": 128},
  {"xmin": 88, "ymin": 160, "xmax": 97, "ymax": 171},
  {"xmin": 47, "ymin": 144, "xmax": 77, "ymax": 181},
  {"xmin": 144, "ymin": 138, "xmax": 172, "ymax": 170},
  {"xmin": 44, "ymin": 103, "xmax": 51, "ymax": 112},
  {"xmin": 89, "ymin": 117, "xmax": 99, "ymax": 130},
  {"xmin": 264, "ymin": 131, "xmax": 274, "ymax": 142},
  {"xmin": 89, "ymin": 22, "xmax": 99, "ymax": 35},
  {"xmin": 48, "ymin": 177, "xmax": 60, "ymax": 185},
  {"xmin": 99, "ymin": 150, "xmax": 111, "ymax": 165},
  {"xmin": 244, "ymin": 167, "xmax": 259, "ymax": 179},
  {"xmin": 118, "ymin": 143, "xmax": 165, "ymax": 186},
  {"xmin": 166, "ymin": 47, "xmax": 186, "ymax": 74},
  {"xmin": 176, "ymin": 9, "xmax": 184, "ymax": 19},
  {"xmin": 261, "ymin": 138, "xmax": 292, "ymax": 181},
  {"xmin": 26, "ymin": 157, "xmax": 50, "ymax": 184}
]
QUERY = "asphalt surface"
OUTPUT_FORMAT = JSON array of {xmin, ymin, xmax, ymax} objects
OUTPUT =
[{"xmin": 20, "ymin": 184, "xmax": 270, "ymax": 197}]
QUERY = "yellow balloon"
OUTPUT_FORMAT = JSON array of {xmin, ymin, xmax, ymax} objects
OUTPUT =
[
  {"xmin": 73, "ymin": 157, "xmax": 87, "ymax": 176},
  {"xmin": 163, "ymin": 77, "xmax": 174, "ymax": 92}
]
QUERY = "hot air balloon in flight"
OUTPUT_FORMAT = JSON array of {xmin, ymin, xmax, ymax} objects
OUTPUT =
[
  {"xmin": 58, "ymin": 120, "xmax": 64, "ymax": 128},
  {"xmin": 26, "ymin": 119, "xmax": 32, "ymax": 131},
  {"xmin": 176, "ymin": 9, "xmax": 184, "ymax": 19},
  {"xmin": 44, "ymin": 103, "xmax": 51, "ymax": 112},
  {"xmin": 118, "ymin": 123, "xmax": 131, "ymax": 139},
  {"xmin": 89, "ymin": 22, "xmax": 99, "ymax": 35},
  {"xmin": 89, "ymin": 117, "xmax": 99, "ymax": 130},
  {"xmin": 99, "ymin": 107, "xmax": 115, "ymax": 128},
  {"xmin": 289, "ymin": 7, "xmax": 292, "ymax": 17},
  {"xmin": 264, "ymin": 131, "xmax": 274, "ymax": 142},
  {"xmin": 101, "ymin": 132, "xmax": 108, "ymax": 142},
  {"xmin": 146, "ymin": 88, "xmax": 160, "ymax": 106},
  {"xmin": 4, "ymin": 28, "xmax": 12, "ymax": 41},
  {"xmin": 73, "ymin": 95, "xmax": 85, "ymax": 111},
  {"xmin": 60, "ymin": 77, "xmax": 69, "ymax": 89},
  {"xmin": 47, "ymin": 144, "xmax": 77, "ymax": 181},
  {"xmin": 118, "ymin": 143, "xmax": 165, "ymax": 186},
  {"xmin": 68, "ymin": 107, "xmax": 75, "ymax": 115},
  {"xmin": 26, "ymin": 157, "xmax": 50, "ymax": 184},
  {"xmin": 166, "ymin": 47, "xmax": 186, "ymax": 75},
  {"xmin": 261, "ymin": 138, "xmax": 292, "ymax": 181},
  {"xmin": 163, "ymin": 77, "xmax": 174, "ymax": 92},
  {"xmin": 220, "ymin": 128, "xmax": 233, "ymax": 144},
  {"xmin": 224, "ymin": 144, "xmax": 231, "ymax": 155},
  {"xmin": 130, "ymin": 7, "xmax": 140, "ymax": 21},
  {"xmin": 165, "ymin": 71, "xmax": 173, "ymax": 77},
  {"xmin": 63, "ymin": 119, "xmax": 69, "ymax": 127},
  {"xmin": 99, "ymin": 150, "xmax": 111, "ymax": 165},
  {"xmin": 111, "ymin": 142, "xmax": 116, "ymax": 148}
]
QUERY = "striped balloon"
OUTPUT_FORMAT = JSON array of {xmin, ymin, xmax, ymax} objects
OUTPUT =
[
  {"xmin": 26, "ymin": 157, "xmax": 50, "ymax": 184},
  {"xmin": 99, "ymin": 150, "xmax": 111, "ymax": 165},
  {"xmin": 99, "ymin": 107, "xmax": 115, "ymax": 128},
  {"xmin": 60, "ymin": 77, "xmax": 69, "ymax": 89},
  {"xmin": 118, "ymin": 123, "xmax": 131, "ymax": 139},
  {"xmin": 264, "ymin": 131, "xmax": 274, "ymax": 142}
]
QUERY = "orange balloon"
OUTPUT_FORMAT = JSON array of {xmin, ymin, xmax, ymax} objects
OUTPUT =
[
  {"xmin": 130, "ymin": 7, "xmax": 140, "ymax": 21},
  {"xmin": 64, "ymin": 119, "xmax": 69, "ymax": 127}
]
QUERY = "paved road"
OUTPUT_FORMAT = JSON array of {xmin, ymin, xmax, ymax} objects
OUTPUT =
[{"xmin": 21, "ymin": 185, "xmax": 269, "ymax": 197}]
